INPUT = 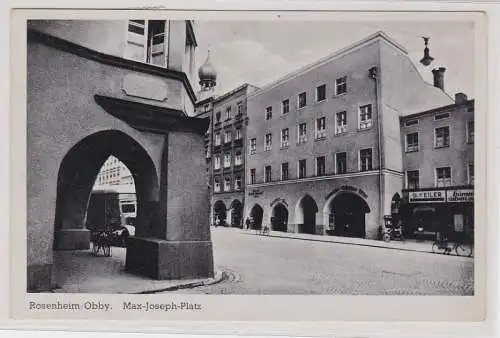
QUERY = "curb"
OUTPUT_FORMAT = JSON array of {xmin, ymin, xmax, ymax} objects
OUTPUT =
[
  {"xmin": 133, "ymin": 269, "xmax": 224, "ymax": 294},
  {"xmin": 246, "ymin": 232, "xmax": 473, "ymax": 258}
]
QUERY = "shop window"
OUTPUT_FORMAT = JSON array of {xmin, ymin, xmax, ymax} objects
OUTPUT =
[
  {"xmin": 407, "ymin": 170, "xmax": 420, "ymax": 189},
  {"xmin": 436, "ymin": 167, "xmax": 452, "ymax": 187}
]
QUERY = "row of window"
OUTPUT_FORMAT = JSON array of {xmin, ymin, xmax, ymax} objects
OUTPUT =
[
  {"xmin": 213, "ymin": 151, "xmax": 244, "ymax": 170},
  {"xmin": 215, "ymin": 102, "xmax": 244, "ymax": 124},
  {"xmin": 251, "ymin": 105, "xmax": 372, "ymax": 154},
  {"xmin": 214, "ymin": 176, "xmax": 243, "ymax": 193},
  {"xmin": 403, "ymin": 111, "xmax": 456, "ymax": 128},
  {"xmin": 406, "ymin": 164, "xmax": 474, "ymax": 189},
  {"xmin": 214, "ymin": 128, "xmax": 243, "ymax": 146},
  {"xmin": 404, "ymin": 121, "xmax": 474, "ymax": 152},
  {"xmin": 264, "ymin": 76, "xmax": 348, "ymax": 119},
  {"xmin": 248, "ymin": 149, "xmax": 374, "ymax": 184}
]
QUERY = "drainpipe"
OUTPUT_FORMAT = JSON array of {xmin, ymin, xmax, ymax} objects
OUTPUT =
[{"xmin": 369, "ymin": 65, "xmax": 384, "ymax": 235}]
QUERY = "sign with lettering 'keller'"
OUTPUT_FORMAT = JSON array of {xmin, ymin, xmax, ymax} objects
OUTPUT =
[{"xmin": 408, "ymin": 190, "xmax": 446, "ymax": 203}]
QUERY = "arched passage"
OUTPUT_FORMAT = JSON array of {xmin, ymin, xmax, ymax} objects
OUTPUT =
[
  {"xmin": 249, "ymin": 204, "xmax": 264, "ymax": 230},
  {"xmin": 272, "ymin": 203, "xmax": 288, "ymax": 232},
  {"xmin": 229, "ymin": 199, "xmax": 243, "ymax": 228},
  {"xmin": 53, "ymin": 130, "xmax": 160, "ymax": 249},
  {"xmin": 327, "ymin": 193, "xmax": 370, "ymax": 238},
  {"xmin": 213, "ymin": 200, "xmax": 227, "ymax": 226},
  {"xmin": 296, "ymin": 195, "xmax": 318, "ymax": 234}
]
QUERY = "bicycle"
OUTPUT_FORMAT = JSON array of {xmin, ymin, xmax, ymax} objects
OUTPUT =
[{"xmin": 431, "ymin": 239, "xmax": 473, "ymax": 257}]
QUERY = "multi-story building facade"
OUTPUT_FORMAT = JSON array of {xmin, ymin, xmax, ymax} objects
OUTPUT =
[
  {"xmin": 244, "ymin": 31, "xmax": 464, "ymax": 240},
  {"xmin": 400, "ymin": 93, "xmax": 474, "ymax": 237}
]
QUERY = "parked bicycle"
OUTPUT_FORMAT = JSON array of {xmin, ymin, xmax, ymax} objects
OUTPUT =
[{"xmin": 431, "ymin": 236, "xmax": 473, "ymax": 257}]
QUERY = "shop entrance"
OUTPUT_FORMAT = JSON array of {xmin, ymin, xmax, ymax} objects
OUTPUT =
[
  {"xmin": 272, "ymin": 203, "xmax": 288, "ymax": 232},
  {"xmin": 330, "ymin": 193, "xmax": 370, "ymax": 238}
]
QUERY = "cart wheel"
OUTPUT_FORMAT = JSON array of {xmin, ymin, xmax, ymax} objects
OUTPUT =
[
  {"xmin": 455, "ymin": 244, "xmax": 472, "ymax": 257},
  {"xmin": 432, "ymin": 243, "xmax": 440, "ymax": 254},
  {"xmin": 383, "ymin": 233, "xmax": 391, "ymax": 242}
]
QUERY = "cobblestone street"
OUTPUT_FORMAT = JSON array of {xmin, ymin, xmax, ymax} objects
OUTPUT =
[{"xmin": 170, "ymin": 227, "xmax": 474, "ymax": 295}]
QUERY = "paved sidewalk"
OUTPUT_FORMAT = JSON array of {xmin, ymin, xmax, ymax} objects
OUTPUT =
[
  {"xmin": 52, "ymin": 248, "xmax": 223, "ymax": 294},
  {"xmin": 222, "ymin": 227, "xmax": 473, "ymax": 257}
]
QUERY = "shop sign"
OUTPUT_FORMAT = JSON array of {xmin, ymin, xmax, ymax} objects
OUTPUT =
[
  {"xmin": 446, "ymin": 189, "xmax": 474, "ymax": 203},
  {"xmin": 408, "ymin": 190, "xmax": 445, "ymax": 203},
  {"xmin": 248, "ymin": 189, "xmax": 263, "ymax": 197}
]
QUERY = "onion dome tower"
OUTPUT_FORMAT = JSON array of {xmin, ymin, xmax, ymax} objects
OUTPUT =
[{"xmin": 198, "ymin": 50, "xmax": 217, "ymax": 93}]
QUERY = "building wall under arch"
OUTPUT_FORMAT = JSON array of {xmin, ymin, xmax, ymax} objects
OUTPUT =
[{"xmin": 245, "ymin": 174, "xmax": 381, "ymax": 238}]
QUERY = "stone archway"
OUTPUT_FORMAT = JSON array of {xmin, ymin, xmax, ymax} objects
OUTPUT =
[
  {"xmin": 213, "ymin": 200, "xmax": 227, "ymax": 226},
  {"xmin": 249, "ymin": 204, "xmax": 264, "ymax": 230},
  {"xmin": 272, "ymin": 203, "xmax": 288, "ymax": 232},
  {"xmin": 53, "ymin": 130, "xmax": 160, "ymax": 250},
  {"xmin": 326, "ymin": 192, "xmax": 370, "ymax": 238},
  {"xmin": 296, "ymin": 195, "xmax": 318, "ymax": 234},
  {"xmin": 229, "ymin": 199, "xmax": 243, "ymax": 228}
]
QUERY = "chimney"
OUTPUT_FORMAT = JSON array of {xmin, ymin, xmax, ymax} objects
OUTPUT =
[
  {"xmin": 455, "ymin": 92, "xmax": 468, "ymax": 104},
  {"xmin": 432, "ymin": 67, "xmax": 446, "ymax": 91}
]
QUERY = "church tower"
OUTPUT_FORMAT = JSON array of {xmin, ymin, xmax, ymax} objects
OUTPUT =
[{"xmin": 197, "ymin": 50, "xmax": 217, "ymax": 100}]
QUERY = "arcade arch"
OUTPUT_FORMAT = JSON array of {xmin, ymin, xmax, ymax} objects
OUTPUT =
[
  {"xmin": 271, "ymin": 203, "xmax": 288, "ymax": 232},
  {"xmin": 295, "ymin": 195, "xmax": 318, "ymax": 234},
  {"xmin": 324, "ymin": 192, "xmax": 370, "ymax": 238}
]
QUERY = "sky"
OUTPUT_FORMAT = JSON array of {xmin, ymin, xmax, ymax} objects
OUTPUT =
[{"xmin": 194, "ymin": 20, "xmax": 476, "ymax": 99}]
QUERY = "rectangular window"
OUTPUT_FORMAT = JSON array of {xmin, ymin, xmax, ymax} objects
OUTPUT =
[
  {"xmin": 359, "ymin": 104, "xmax": 373, "ymax": 130},
  {"xmin": 223, "ymin": 153, "xmax": 231, "ymax": 168},
  {"xmin": 315, "ymin": 117, "xmax": 326, "ymax": 139},
  {"xmin": 316, "ymin": 156, "xmax": 326, "ymax": 176},
  {"xmin": 336, "ymin": 152, "xmax": 347, "ymax": 174},
  {"xmin": 467, "ymin": 120, "xmax": 474, "ymax": 144},
  {"xmin": 146, "ymin": 21, "xmax": 168, "ymax": 66},
  {"xmin": 406, "ymin": 132, "xmax": 419, "ymax": 152},
  {"xmin": 335, "ymin": 76, "xmax": 347, "ymax": 95},
  {"xmin": 299, "ymin": 159, "xmax": 307, "ymax": 178},
  {"xmin": 214, "ymin": 133, "xmax": 221, "ymax": 146},
  {"xmin": 468, "ymin": 164, "xmax": 474, "ymax": 185},
  {"xmin": 225, "ymin": 106, "xmax": 231, "ymax": 120},
  {"xmin": 435, "ymin": 126, "xmax": 450, "ymax": 148},
  {"xmin": 436, "ymin": 167, "xmax": 452, "ymax": 187},
  {"xmin": 405, "ymin": 119, "xmax": 419, "ymax": 127},
  {"xmin": 265, "ymin": 133, "xmax": 272, "ymax": 151},
  {"xmin": 265, "ymin": 165, "xmax": 272, "ymax": 183},
  {"xmin": 281, "ymin": 162, "xmax": 289, "ymax": 181},
  {"xmin": 214, "ymin": 155, "xmax": 221, "ymax": 170},
  {"xmin": 235, "ymin": 128, "xmax": 242, "ymax": 140},
  {"xmin": 265, "ymin": 106, "xmax": 273, "ymax": 120},
  {"xmin": 282, "ymin": 99, "xmax": 290, "ymax": 114},
  {"xmin": 360, "ymin": 148, "xmax": 373, "ymax": 171},
  {"xmin": 316, "ymin": 84, "xmax": 326, "ymax": 102},
  {"xmin": 281, "ymin": 128, "xmax": 289, "ymax": 148},
  {"xmin": 125, "ymin": 20, "xmax": 147, "ymax": 62},
  {"xmin": 235, "ymin": 176, "xmax": 242, "ymax": 191},
  {"xmin": 224, "ymin": 131, "xmax": 232, "ymax": 144},
  {"xmin": 235, "ymin": 151, "xmax": 243, "ymax": 166},
  {"xmin": 250, "ymin": 138, "xmax": 257, "ymax": 155},
  {"xmin": 224, "ymin": 177, "xmax": 231, "ymax": 191},
  {"xmin": 250, "ymin": 169, "xmax": 256, "ymax": 184},
  {"xmin": 214, "ymin": 177, "xmax": 221, "ymax": 192},
  {"xmin": 203, "ymin": 104, "xmax": 209, "ymax": 113},
  {"xmin": 435, "ymin": 112, "xmax": 450, "ymax": 120},
  {"xmin": 298, "ymin": 123, "xmax": 307, "ymax": 144},
  {"xmin": 298, "ymin": 92, "xmax": 307, "ymax": 108},
  {"xmin": 237, "ymin": 102, "xmax": 243, "ymax": 116},
  {"xmin": 407, "ymin": 170, "xmax": 420, "ymax": 189},
  {"xmin": 335, "ymin": 111, "xmax": 347, "ymax": 134}
]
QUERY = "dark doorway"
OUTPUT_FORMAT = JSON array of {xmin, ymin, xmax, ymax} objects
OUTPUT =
[
  {"xmin": 230, "ymin": 200, "xmax": 243, "ymax": 228},
  {"xmin": 299, "ymin": 195, "xmax": 318, "ymax": 234},
  {"xmin": 249, "ymin": 204, "xmax": 264, "ymax": 230},
  {"xmin": 330, "ymin": 193, "xmax": 369, "ymax": 238},
  {"xmin": 213, "ymin": 200, "xmax": 227, "ymax": 226},
  {"xmin": 272, "ymin": 203, "xmax": 288, "ymax": 232}
]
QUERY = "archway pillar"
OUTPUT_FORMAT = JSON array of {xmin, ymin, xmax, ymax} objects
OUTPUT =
[{"xmin": 126, "ymin": 130, "xmax": 214, "ymax": 280}]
